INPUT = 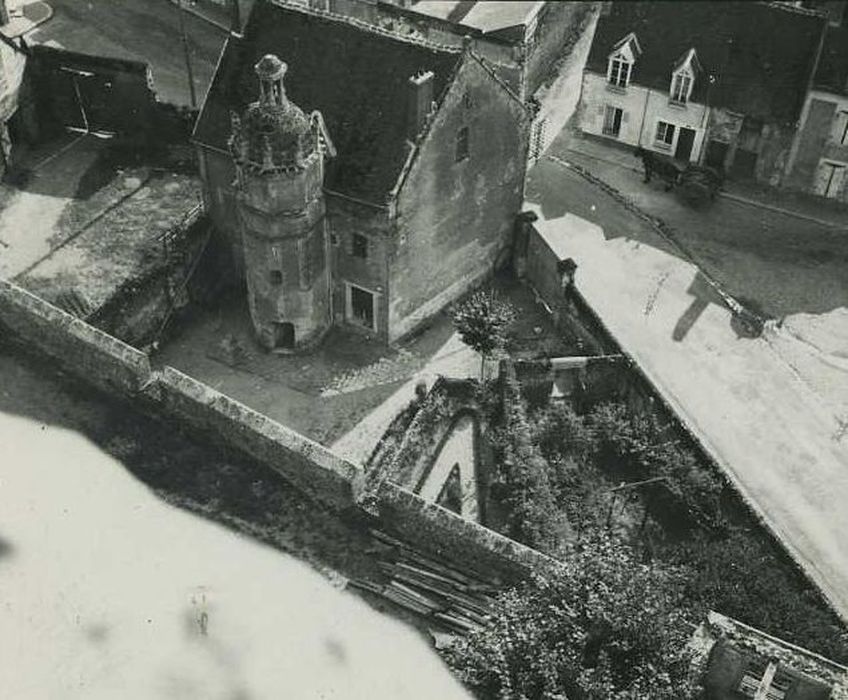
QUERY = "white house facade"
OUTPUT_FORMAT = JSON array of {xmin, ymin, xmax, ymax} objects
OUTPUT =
[{"xmin": 579, "ymin": 32, "xmax": 709, "ymax": 163}]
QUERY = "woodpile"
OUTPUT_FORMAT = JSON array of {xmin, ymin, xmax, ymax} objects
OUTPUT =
[{"xmin": 348, "ymin": 529, "xmax": 501, "ymax": 636}]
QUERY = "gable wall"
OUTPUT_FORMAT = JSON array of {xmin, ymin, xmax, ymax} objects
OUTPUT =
[{"xmin": 388, "ymin": 56, "xmax": 529, "ymax": 342}]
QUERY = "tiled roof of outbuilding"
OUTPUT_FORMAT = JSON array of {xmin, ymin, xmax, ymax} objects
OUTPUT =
[
  {"xmin": 586, "ymin": 1, "xmax": 826, "ymax": 123},
  {"xmin": 193, "ymin": 0, "xmax": 462, "ymax": 203}
]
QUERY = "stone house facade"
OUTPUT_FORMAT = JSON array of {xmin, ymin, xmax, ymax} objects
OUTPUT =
[
  {"xmin": 193, "ymin": 0, "xmax": 530, "ymax": 349},
  {"xmin": 785, "ymin": 8, "xmax": 848, "ymax": 202},
  {"xmin": 577, "ymin": 1, "xmax": 825, "ymax": 185}
]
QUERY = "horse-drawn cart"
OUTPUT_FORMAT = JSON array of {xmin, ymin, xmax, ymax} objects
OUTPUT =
[{"xmin": 635, "ymin": 148, "xmax": 724, "ymax": 206}]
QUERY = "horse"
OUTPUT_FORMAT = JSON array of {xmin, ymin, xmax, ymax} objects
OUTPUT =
[{"xmin": 634, "ymin": 147, "xmax": 684, "ymax": 191}]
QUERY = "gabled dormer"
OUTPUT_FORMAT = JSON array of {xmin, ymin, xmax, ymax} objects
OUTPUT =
[
  {"xmin": 607, "ymin": 32, "xmax": 642, "ymax": 89},
  {"xmin": 669, "ymin": 48, "xmax": 701, "ymax": 105}
]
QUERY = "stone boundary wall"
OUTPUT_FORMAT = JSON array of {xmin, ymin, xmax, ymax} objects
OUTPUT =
[
  {"xmin": 0, "ymin": 279, "xmax": 152, "ymax": 395},
  {"xmin": 151, "ymin": 366, "xmax": 364, "ymax": 510},
  {"xmin": 374, "ymin": 481, "xmax": 560, "ymax": 584},
  {"xmin": 0, "ymin": 278, "xmax": 363, "ymax": 510},
  {"xmin": 0, "ymin": 277, "xmax": 567, "ymax": 584}
]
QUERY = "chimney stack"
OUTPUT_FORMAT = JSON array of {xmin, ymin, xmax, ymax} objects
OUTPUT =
[{"xmin": 407, "ymin": 70, "xmax": 434, "ymax": 141}]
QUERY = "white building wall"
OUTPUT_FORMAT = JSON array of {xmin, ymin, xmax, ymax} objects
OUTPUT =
[{"xmin": 578, "ymin": 71, "xmax": 709, "ymax": 162}]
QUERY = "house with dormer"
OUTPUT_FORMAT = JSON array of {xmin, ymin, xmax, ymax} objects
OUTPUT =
[
  {"xmin": 577, "ymin": 2, "xmax": 826, "ymax": 184},
  {"xmin": 193, "ymin": 0, "xmax": 530, "ymax": 350}
]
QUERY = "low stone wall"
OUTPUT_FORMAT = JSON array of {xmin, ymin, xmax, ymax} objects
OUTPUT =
[
  {"xmin": 0, "ymin": 279, "xmax": 151, "ymax": 395},
  {"xmin": 0, "ymin": 276, "xmax": 560, "ymax": 585},
  {"xmin": 152, "ymin": 366, "xmax": 364, "ymax": 510},
  {"xmin": 375, "ymin": 481, "xmax": 559, "ymax": 584}
]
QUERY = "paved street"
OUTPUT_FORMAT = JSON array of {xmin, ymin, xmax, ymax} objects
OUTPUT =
[
  {"xmin": 0, "ymin": 345, "xmax": 470, "ymax": 699},
  {"xmin": 550, "ymin": 131, "xmax": 848, "ymax": 326},
  {"xmin": 29, "ymin": 0, "xmax": 227, "ymax": 106},
  {"xmin": 525, "ymin": 155, "xmax": 848, "ymax": 622}
]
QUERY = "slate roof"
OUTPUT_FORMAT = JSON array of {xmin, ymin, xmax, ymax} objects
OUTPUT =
[
  {"xmin": 193, "ymin": 0, "xmax": 462, "ymax": 203},
  {"xmin": 814, "ymin": 25, "xmax": 848, "ymax": 95},
  {"xmin": 586, "ymin": 1, "xmax": 826, "ymax": 123}
]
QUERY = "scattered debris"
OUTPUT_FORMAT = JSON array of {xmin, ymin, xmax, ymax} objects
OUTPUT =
[{"xmin": 348, "ymin": 529, "xmax": 500, "ymax": 637}]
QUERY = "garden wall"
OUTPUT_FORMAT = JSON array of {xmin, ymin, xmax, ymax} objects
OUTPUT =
[
  {"xmin": 375, "ymin": 480, "xmax": 559, "ymax": 584},
  {"xmin": 0, "ymin": 277, "xmax": 563, "ymax": 586},
  {"xmin": 0, "ymin": 279, "xmax": 151, "ymax": 395},
  {"xmin": 0, "ymin": 278, "xmax": 363, "ymax": 510},
  {"xmin": 151, "ymin": 367, "xmax": 364, "ymax": 510}
]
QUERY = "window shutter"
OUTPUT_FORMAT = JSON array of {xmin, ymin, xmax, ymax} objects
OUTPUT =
[
  {"xmin": 597, "ymin": 105, "xmax": 606, "ymax": 117},
  {"xmin": 622, "ymin": 111, "xmax": 630, "ymax": 124}
]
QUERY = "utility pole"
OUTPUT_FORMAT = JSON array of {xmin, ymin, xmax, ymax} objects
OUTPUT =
[{"xmin": 177, "ymin": 0, "xmax": 198, "ymax": 109}]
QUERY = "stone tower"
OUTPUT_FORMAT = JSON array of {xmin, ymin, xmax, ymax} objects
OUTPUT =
[{"xmin": 229, "ymin": 54, "xmax": 334, "ymax": 351}]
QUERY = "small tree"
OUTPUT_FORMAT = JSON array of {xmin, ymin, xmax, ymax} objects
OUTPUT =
[
  {"xmin": 450, "ymin": 290, "xmax": 517, "ymax": 378},
  {"xmin": 445, "ymin": 535, "xmax": 698, "ymax": 699}
]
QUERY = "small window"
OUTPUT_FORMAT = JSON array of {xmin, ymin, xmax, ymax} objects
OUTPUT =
[
  {"xmin": 269, "ymin": 269, "xmax": 283, "ymax": 285},
  {"xmin": 608, "ymin": 56, "xmax": 631, "ymax": 88},
  {"xmin": 602, "ymin": 106, "xmax": 623, "ymax": 137},
  {"xmin": 738, "ymin": 661, "xmax": 794, "ymax": 700},
  {"xmin": 456, "ymin": 126, "xmax": 470, "ymax": 162},
  {"xmin": 655, "ymin": 121, "xmax": 675, "ymax": 147},
  {"xmin": 833, "ymin": 109, "xmax": 848, "ymax": 146},
  {"xmin": 352, "ymin": 233, "xmax": 368, "ymax": 259},
  {"xmin": 463, "ymin": 91, "xmax": 474, "ymax": 109},
  {"xmin": 670, "ymin": 72, "xmax": 692, "ymax": 103}
]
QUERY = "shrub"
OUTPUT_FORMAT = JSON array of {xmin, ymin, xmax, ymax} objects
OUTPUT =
[
  {"xmin": 445, "ymin": 535, "xmax": 698, "ymax": 699},
  {"xmin": 588, "ymin": 402, "xmax": 723, "ymax": 528},
  {"xmin": 669, "ymin": 530, "xmax": 848, "ymax": 663},
  {"xmin": 451, "ymin": 290, "xmax": 517, "ymax": 376},
  {"xmin": 493, "ymin": 376, "xmax": 564, "ymax": 553}
]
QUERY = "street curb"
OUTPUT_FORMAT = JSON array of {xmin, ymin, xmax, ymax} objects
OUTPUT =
[
  {"xmin": 563, "ymin": 146, "xmax": 847, "ymax": 231},
  {"xmin": 718, "ymin": 191, "xmax": 847, "ymax": 230}
]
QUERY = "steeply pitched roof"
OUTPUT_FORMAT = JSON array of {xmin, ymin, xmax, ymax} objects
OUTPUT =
[
  {"xmin": 586, "ymin": 2, "xmax": 826, "ymax": 123},
  {"xmin": 814, "ymin": 25, "xmax": 848, "ymax": 95},
  {"xmin": 193, "ymin": 0, "xmax": 462, "ymax": 203}
]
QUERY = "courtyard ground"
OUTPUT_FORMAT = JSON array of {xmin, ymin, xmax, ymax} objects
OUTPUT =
[
  {"xmin": 0, "ymin": 344, "xmax": 470, "ymax": 699},
  {"xmin": 0, "ymin": 134, "xmax": 201, "ymax": 315},
  {"xmin": 525, "ymin": 153, "xmax": 848, "ymax": 622},
  {"xmin": 156, "ymin": 275, "xmax": 577, "ymax": 465}
]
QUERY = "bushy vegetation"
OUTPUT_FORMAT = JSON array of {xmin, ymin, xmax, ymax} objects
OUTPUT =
[
  {"xmin": 481, "ymin": 391, "xmax": 848, "ymax": 670},
  {"xmin": 588, "ymin": 402, "xmax": 724, "ymax": 530},
  {"xmin": 489, "ymin": 375, "xmax": 564, "ymax": 553},
  {"xmin": 446, "ymin": 536, "xmax": 698, "ymax": 699},
  {"xmin": 670, "ymin": 531, "xmax": 848, "ymax": 663}
]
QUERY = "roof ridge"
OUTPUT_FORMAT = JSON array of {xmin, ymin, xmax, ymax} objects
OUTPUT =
[
  {"xmin": 266, "ymin": 0, "xmax": 462, "ymax": 55},
  {"xmin": 467, "ymin": 49, "xmax": 529, "ymax": 111},
  {"xmin": 760, "ymin": 0, "xmax": 829, "ymax": 18}
]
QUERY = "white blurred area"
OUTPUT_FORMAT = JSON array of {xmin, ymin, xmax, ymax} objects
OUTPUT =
[{"xmin": 0, "ymin": 411, "xmax": 470, "ymax": 699}]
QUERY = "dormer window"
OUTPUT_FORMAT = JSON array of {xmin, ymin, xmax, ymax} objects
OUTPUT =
[
  {"xmin": 670, "ymin": 48, "xmax": 700, "ymax": 105},
  {"xmin": 609, "ymin": 56, "xmax": 631, "ymax": 88},
  {"xmin": 607, "ymin": 32, "xmax": 641, "ymax": 89},
  {"xmin": 671, "ymin": 72, "xmax": 692, "ymax": 103}
]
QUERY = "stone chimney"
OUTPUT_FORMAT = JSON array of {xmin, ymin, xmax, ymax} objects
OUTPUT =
[{"xmin": 407, "ymin": 70, "xmax": 434, "ymax": 141}]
